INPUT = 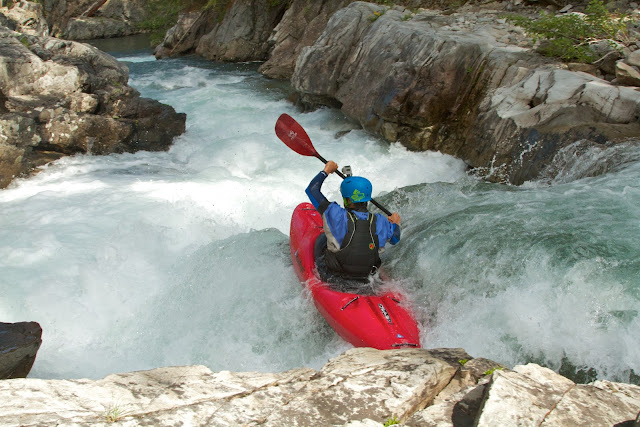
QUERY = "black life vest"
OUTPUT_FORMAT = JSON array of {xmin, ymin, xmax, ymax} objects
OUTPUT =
[{"xmin": 324, "ymin": 211, "xmax": 381, "ymax": 279}]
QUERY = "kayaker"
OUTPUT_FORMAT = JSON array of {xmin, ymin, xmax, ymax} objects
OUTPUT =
[{"xmin": 306, "ymin": 160, "xmax": 401, "ymax": 282}]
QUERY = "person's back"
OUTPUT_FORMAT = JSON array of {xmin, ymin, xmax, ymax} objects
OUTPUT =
[{"xmin": 305, "ymin": 160, "xmax": 401, "ymax": 281}]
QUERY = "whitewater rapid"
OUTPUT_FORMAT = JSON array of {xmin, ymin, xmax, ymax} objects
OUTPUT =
[{"xmin": 1, "ymin": 44, "xmax": 638, "ymax": 383}]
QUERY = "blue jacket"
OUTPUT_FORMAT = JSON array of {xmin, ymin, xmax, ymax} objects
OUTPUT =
[{"xmin": 305, "ymin": 171, "xmax": 401, "ymax": 253}]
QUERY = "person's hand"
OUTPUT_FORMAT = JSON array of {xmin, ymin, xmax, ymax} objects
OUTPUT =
[
  {"xmin": 323, "ymin": 160, "xmax": 338, "ymax": 174},
  {"xmin": 388, "ymin": 212, "xmax": 401, "ymax": 225}
]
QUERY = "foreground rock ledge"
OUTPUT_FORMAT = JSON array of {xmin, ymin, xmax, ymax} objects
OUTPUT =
[{"xmin": 1, "ymin": 348, "xmax": 638, "ymax": 426}]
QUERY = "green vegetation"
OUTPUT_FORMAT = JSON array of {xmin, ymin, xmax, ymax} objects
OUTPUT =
[
  {"xmin": 18, "ymin": 35, "xmax": 30, "ymax": 48},
  {"xmin": 371, "ymin": 0, "xmax": 394, "ymax": 6},
  {"xmin": 449, "ymin": 0, "xmax": 468, "ymax": 8},
  {"xmin": 383, "ymin": 416, "xmax": 399, "ymax": 426},
  {"xmin": 483, "ymin": 366, "xmax": 504, "ymax": 376},
  {"xmin": 137, "ymin": 0, "xmax": 216, "ymax": 45},
  {"xmin": 369, "ymin": 10, "xmax": 385, "ymax": 23},
  {"xmin": 135, "ymin": 0, "xmax": 290, "ymax": 46},
  {"xmin": 505, "ymin": 0, "xmax": 634, "ymax": 63},
  {"xmin": 204, "ymin": 0, "xmax": 235, "ymax": 22},
  {"xmin": 458, "ymin": 358, "xmax": 469, "ymax": 365},
  {"xmin": 137, "ymin": 0, "xmax": 181, "ymax": 46},
  {"xmin": 104, "ymin": 403, "xmax": 128, "ymax": 423}
]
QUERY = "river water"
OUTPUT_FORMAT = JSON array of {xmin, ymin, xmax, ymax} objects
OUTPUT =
[{"xmin": 1, "ymin": 40, "xmax": 638, "ymax": 383}]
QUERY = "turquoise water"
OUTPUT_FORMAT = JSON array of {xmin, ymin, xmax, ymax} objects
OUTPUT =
[{"xmin": 1, "ymin": 46, "xmax": 638, "ymax": 383}]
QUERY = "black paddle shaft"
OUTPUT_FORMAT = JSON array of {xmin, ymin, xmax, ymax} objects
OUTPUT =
[{"xmin": 314, "ymin": 153, "xmax": 393, "ymax": 216}]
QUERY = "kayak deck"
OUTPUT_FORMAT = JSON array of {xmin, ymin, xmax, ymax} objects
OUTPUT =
[{"xmin": 290, "ymin": 202, "xmax": 421, "ymax": 349}]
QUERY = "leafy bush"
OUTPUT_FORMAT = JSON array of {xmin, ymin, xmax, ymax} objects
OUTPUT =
[
  {"xmin": 137, "ymin": 0, "xmax": 182, "ymax": 45},
  {"xmin": 137, "ymin": 0, "xmax": 215, "ymax": 46},
  {"xmin": 506, "ymin": 0, "xmax": 633, "ymax": 63},
  {"xmin": 204, "ymin": 0, "xmax": 235, "ymax": 22}
]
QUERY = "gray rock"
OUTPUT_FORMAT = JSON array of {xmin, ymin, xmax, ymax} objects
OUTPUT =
[
  {"xmin": 291, "ymin": 2, "xmax": 640, "ymax": 184},
  {"xmin": 154, "ymin": 9, "xmax": 218, "ymax": 59},
  {"xmin": 258, "ymin": 0, "xmax": 352, "ymax": 80},
  {"xmin": 1, "ymin": 1, "xmax": 48, "ymax": 37},
  {"xmin": 628, "ymin": 49, "xmax": 640, "ymax": 67},
  {"xmin": 0, "ymin": 350, "xmax": 638, "ymax": 426},
  {"xmin": 476, "ymin": 364, "xmax": 640, "ymax": 426},
  {"xmin": 594, "ymin": 50, "xmax": 623, "ymax": 75},
  {"xmin": 0, "ymin": 4, "xmax": 185, "ymax": 188},
  {"xmin": 195, "ymin": 0, "xmax": 289, "ymax": 62},
  {"xmin": 0, "ymin": 322, "xmax": 42, "ymax": 379},
  {"xmin": 0, "ymin": 348, "xmax": 459, "ymax": 425},
  {"xmin": 616, "ymin": 61, "xmax": 640, "ymax": 86},
  {"xmin": 62, "ymin": 16, "xmax": 133, "ymax": 40},
  {"xmin": 44, "ymin": 0, "xmax": 149, "ymax": 40}
]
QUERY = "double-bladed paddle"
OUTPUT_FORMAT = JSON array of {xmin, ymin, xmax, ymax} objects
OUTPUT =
[{"xmin": 275, "ymin": 113, "xmax": 392, "ymax": 216}]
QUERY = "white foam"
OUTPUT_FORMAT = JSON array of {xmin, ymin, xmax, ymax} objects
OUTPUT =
[
  {"xmin": 0, "ymin": 59, "xmax": 467, "ymax": 379},
  {"xmin": 3, "ymin": 55, "xmax": 638, "ymax": 384}
]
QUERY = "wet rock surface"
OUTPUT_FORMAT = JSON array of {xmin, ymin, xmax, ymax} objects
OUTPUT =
[{"xmin": 0, "ymin": 322, "xmax": 42, "ymax": 379}]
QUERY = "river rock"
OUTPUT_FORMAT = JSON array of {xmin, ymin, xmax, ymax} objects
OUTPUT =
[
  {"xmin": 291, "ymin": 2, "xmax": 640, "ymax": 184},
  {"xmin": 257, "ymin": 0, "xmax": 352, "ymax": 80},
  {"xmin": 1, "ymin": 1, "xmax": 48, "ymax": 37},
  {"xmin": 194, "ymin": 0, "xmax": 289, "ymax": 62},
  {"xmin": 154, "ymin": 9, "xmax": 218, "ymax": 59},
  {"xmin": 0, "ymin": 4, "xmax": 186, "ymax": 188},
  {"xmin": 475, "ymin": 364, "xmax": 640, "ymax": 426},
  {"xmin": 44, "ymin": 0, "xmax": 148, "ymax": 40},
  {"xmin": 1, "ymin": 348, "xmax": 639, "ymax": 426},
  {"xmin": 0, "ymin": 322, "xmax": 42, "ymax": 379},
  {"xmin": 62, "ymin": 16, "xmax": 131, "ymax": 40},
  {"xmin": 616, "ymin": 60, "xmax": 640, "ymax": 86},
  {"xmin": 627, "ymin": 49, "xmax": 640, "ymax": 67}
]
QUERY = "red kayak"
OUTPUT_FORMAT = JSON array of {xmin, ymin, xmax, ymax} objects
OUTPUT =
[{"xmin": 289, "ymin": 202, "xmax": 421, "ymax": 349}]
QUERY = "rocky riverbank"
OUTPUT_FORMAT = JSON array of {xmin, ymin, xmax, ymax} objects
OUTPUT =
[
  {"xmin": 0, "ymin": 1, "xmax": 185, "ymax": 188},
  {"xmin": 155, "ymin": 0, "xmax": 640, "ymax": 184},
  {"xmin": 44, "ymin": 0, "xmax": 150, "ymax": 40},
  {"xmin": 3, "ymin": 1, "xmax": 640, "ymax": 187},
  {"xmin": 2, "ymin": 2, "xmax": 640, "ymax": 425},
  {"xmin": 1, "ymin": 347, "xmax": 639, "ymax": 426}
]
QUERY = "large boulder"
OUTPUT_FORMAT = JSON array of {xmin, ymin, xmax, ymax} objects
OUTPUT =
[
  {"xmin": 62, "ymin": 16, "xmax": 133, "ymax": 40},
  {"xmin": 406, "ymin": 362, "xmax": 640, "ymax": 426},
  {"xmin": 291, "ymin": 2, "xmax": 640, "ymax": 184},
  {"xmin": 1, "ymin": 1, "xmax": 48, "ymax": 37},
  {"xmin": 194, "ymin": 0, "xmax": 288, "ymax": 62},
  {"xmin": 0, "ymin": 5, "xmax": 186, "ymax": 188},
  {"xmin": 0, "ymin": 322, "xmax": 42, "ymax": 379},
  {"xmin": 42, "ymin": 0, "xmax": 149, "ymax": 40},
  {"xmin": 154, "ymin": 9, "xmax": 219, "ymax": 59},
  {"xmin": 0, "ymin": 348, "xmax": 638, "ymax": 425},
  {"xmin": 257, "ymin": 0, "xmax": 352, "ymax": 80}
]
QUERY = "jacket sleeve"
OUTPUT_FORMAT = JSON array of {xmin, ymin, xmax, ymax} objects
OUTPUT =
[
  {"xmin": 375, "ymin": 213, "xmax": 401, "ymax": 247},
  {"xmin": 389, "ymin": 223, "xmax": 401, "ymax": 245},
  {"xmin": 305, "ymin": 171, "xmax": 331, "ymax": 213}
]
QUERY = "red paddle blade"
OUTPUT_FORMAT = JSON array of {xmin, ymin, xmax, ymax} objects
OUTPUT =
[{"xmin": 275, "ymin": 113, "xmax": 318, "ymax": 157}]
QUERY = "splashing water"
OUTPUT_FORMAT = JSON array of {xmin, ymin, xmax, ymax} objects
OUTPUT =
[{"xmin": 1, "ymin": 43, "xmax": 638, "ymax": 383}]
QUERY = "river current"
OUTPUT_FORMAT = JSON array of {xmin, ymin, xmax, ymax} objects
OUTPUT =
[{"xmin": 1, "ymin": 40, "xmax": 638, "ymax": 383}]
